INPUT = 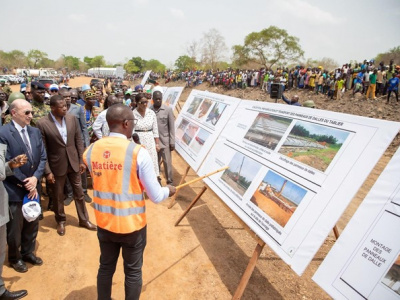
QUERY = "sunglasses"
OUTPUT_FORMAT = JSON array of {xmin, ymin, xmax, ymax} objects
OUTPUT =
[
  {"xmin": 25, "ymin": 92, "xmax": 31, "ymax": 95},
  {"xmin": 24, "ymin": 110, "xmax": 34, "ymax": 116},
  {"xmin": 50, "ymin": 90, "xmax": 58, "ymax": 93}
]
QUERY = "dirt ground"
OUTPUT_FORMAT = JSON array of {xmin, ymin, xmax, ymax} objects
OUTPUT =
[{"xmin": 4, "ymin": 77, "xmax": 399, "ymax": 299}]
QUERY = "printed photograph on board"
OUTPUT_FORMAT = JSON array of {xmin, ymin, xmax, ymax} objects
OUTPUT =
[
  {"xmin": 382, "ymin": 254, "xmax": 400, "ymax": 295},
  {"xmin": 250, "ymin": 170, "xmax": 307, "ymax": 227},
  {"xmin": 190, "ymin": 128, "xmax": 211, "ymax": 154},
  {"xmin": 194, "ymin": 98, "xmax": 213, "ymax": 119},
  {"xmin": 165, "ymin": 91, "xmax": 179, "ymax": 106},
  {"xmin": 182, "ymin": 123, "xmax": 199, "ymax": 145},
  {"xmin": 221, "ymin": 151, "xmax": 262, "ymax": 196},
  {"xmin": 186, "ymin": 97, "xmax": 203, "ymax": 115},
  {"xmin": 278, "ymin": 121, "xmax": 350, "ymax": 172},
  {"xmin": 176, "ymin": 119, "xmax": 189, "ymax": 140},
  {"xmin": 244, "ymin": 113, "xmax": 292, "ymax": 150},
  {"xmin": 205, "ymin": 102, "xmax": 227, "ymax": 126}
]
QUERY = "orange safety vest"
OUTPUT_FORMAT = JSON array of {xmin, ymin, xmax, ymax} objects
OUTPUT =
[{"xmin": 83, "ymin": 137, "xmax": 145, "ymax": 234}]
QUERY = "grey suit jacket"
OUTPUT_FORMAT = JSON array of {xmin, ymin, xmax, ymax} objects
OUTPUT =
[
  {"xmin": 150, "ymin": 104, "xmax": 175, "ymax": 149},
  {"xmin": 0, "ymin": 144, "xmax": 14, "ymax": 227},
  {"xmin": 68, "ymin": 104, "xmax": 90, "ymax": 148}
]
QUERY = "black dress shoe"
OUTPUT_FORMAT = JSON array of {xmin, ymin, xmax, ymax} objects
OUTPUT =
[
  {"xmin": 79, "ymin": 220, "xmax": 97, "ymax": 231},
  {"xmin": 22, "ymin": 254, "xmax": 43, "ymax": 266},
  {"xmin": 57, "ymin": 223, "xmax": 65, "ymax": 236},
  {"xmin": 84, "ymin": 193, "xmax": 92, "ymax": 203},
  {"xmin": 64, "ymin": 196, "xmax": 73, "ymax": 206},
  {"xmin": 0, "ymin": 289, "xmax": 28, "ymax": 300},
  {"xmin": 10, "ymin": 260, "xmax": 27, "ymax": 273}
]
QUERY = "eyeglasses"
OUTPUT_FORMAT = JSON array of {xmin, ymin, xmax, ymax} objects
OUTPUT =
[
  {"xmin": 25, "ymin": 92, "xmax": 31, "ymax": 95},
  {"xmin": 24, "ymin": 111, "xmax": 34, "ymax": 116},
  {"xmin": 50, "ymin": 90, "xmax": 58, "ymax": 93},
  {"xmin": 70, "ymin": 97, "xmax": 78, "ymax": 99},
  {"xmin": 125, "ymin": 119, "xmax": 138, "ymax": 125}
]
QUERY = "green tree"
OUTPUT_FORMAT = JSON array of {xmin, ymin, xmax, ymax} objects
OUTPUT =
[
  {"xmin": 124, "ymin": 60, "xmax": 140, "ymax": 74},
  {"xmin": 63, "ymin": 55, "xmax": 81, "ymax": 70},
  {"xmin": 83, "ymin": 56, "xmax": 93, "ymax": 68},
  {"xmin": 27, "ymin": 49, "xmax": 48, "ymax": 68},
  {"xmin": 131, "ymin": 57, "xmax": 147, "ymax": 71},
  {"xmin": 174, "ymin": 55, "xmax": 197, "ymax": 71},
  {"xmin": 232, "ymin": 26, "xmax": 304, "ymax": 69},
  {"xmin": 145, "ymin": 59, "xmax": 166, "ymax": 73},
  {"xmin": 91, "ymin": 55, "xmax": 106, "ymax": 68}
]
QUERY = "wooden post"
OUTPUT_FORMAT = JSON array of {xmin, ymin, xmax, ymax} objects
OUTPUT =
[
  {"xmin": 232, "ymin": 241, "xmax": 266, "ymax": 300},
  {"xmin": 168, "ymin": 165, "xmax": 190, "ymax": 209},
  {"xmin": 333, "ymin": 225, "xmax": 340, "ymax": 240},
  {"xmin": 175, "ymin": 186, "xmax": 208, "ymax": 226}
]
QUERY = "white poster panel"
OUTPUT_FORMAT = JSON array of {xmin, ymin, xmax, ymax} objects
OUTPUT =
[
  {"xmin": 313, "ymin": 147, "xmax": 400, "ymax": 299},
  {"xmin": 140, "ymin": 70, "xmax": 152, "ymax": 87},
  {"xmin": 162, "ymin": 86, "xmax": 184, "ymax": 111},
  {"xmin": 198, "ymin": 100, "xmax": 400, "ymax": 275},
  {"xmin": 175, "ymin": 90, "xmax": 241, "ymax": 172}
]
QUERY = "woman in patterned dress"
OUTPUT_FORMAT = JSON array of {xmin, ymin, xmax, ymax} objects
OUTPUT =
[{"xmin": 133, "ymin": 93, "xmax": 160, "ymax": 178}]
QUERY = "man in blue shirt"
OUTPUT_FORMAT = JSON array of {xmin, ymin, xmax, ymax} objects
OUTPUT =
[{"xmin": 387, "ymin": 73, "xmax": 399, "ymax": 103}]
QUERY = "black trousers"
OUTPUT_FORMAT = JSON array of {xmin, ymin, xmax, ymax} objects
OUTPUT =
[
  {"xmin": 97, "ymin": 226, "xmax": 147, "ymax": 300},
  {"xmin": 7, "ymin": 202, "xmax": 39, "ymax": 263}
]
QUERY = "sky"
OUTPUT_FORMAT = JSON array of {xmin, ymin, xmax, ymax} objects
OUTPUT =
[{"xmin": 1, "ymin": 0, "xmax": 399, "ymax": 68}]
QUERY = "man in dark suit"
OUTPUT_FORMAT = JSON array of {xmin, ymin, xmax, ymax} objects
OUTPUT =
[
  {"xmin": 36, "ymin": 95, "xmax": 96, "ymax": 236},
  {"xmin": 59, "ymin": 88, "xmax": 92, "ymax": 206},
  {"xmin": 0, "ymin": 99, "xmax": 47, "ymax": 273}
]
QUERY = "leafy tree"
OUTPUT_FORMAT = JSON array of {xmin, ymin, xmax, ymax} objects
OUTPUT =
[
  {"xmin": 292, "ymin": 124, "xmax": 310, "ymax": 137},
  {"xmin": 63, "ymin": 55, "xmax": 81, "ymax": 70},
  {"xmin": 200, "ymin": 28, "xmax": 228, "ymax": 70},
  {"xmin": 124, "ymin": 60, "xmax": 140, "ymax": 74},
  {"xmin": 175, "ymin": 55, "xmax": 197, "ymax": 71},
  {"xmin": 83, "ymin": 56, "xmax": 93, "ymax": 67},
  {"xmin": 231, "ymin": 45, "xmax": 251, "ymax": 68},
  {"xmin": 91, "ymin": 56, "xmax": 106, "ymax": 68},
  {"xmin": 27, "ymin": 49, "xmax": 48, "ymax": 68},
  {"xmin": 232, "ymin": 26, "xmax": 304, "ymax": 69},
  {"xmin": 130, "ymin": 57, "xmax": 147, "ymax": 71},
  {"xmin": 145, "ymin": 59, "xmax": 166, "ymax": 73}
]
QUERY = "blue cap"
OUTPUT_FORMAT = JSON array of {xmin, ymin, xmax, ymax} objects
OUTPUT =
[
  {"xmin": 31, "ymin": 81, "xmax": 46, "ymax": 90},
  {"xmin": 82, "ymin": 84, "xmax": 91, "ymax": 92}
]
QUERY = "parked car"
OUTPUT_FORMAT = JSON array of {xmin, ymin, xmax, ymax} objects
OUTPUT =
[{"xmin": 37, "ymin": 77, "xmax": 58, "ymax": 86}]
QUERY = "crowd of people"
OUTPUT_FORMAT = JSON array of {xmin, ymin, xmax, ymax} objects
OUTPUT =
[
  {"xmin": 0, "ymin": 78, "xmax": 176, "ymax": 299},
  {"xmin": 161, "ymin": 59, "xmax": 400, "ymax": 102}
]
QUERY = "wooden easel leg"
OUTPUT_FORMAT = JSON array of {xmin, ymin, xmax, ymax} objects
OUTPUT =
[
  {"xmin": 232, "ymin": 241, "xmax": 265, "ymax": 300},
  {"xmin": 174, "ymin": 186, "xmax": 207, "ymax": 226},
  {"xmin": 168, "ymin": 165, "xmax": 190, "ymax": 209},
  {"xmin": 333, "ymin": 225, "xmax": 340, "ymax": 240}
]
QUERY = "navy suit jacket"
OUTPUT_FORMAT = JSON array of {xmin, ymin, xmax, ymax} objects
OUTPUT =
[{"xmin": 0, "ymin": 122, "xmax": 47, "ymax": 202}]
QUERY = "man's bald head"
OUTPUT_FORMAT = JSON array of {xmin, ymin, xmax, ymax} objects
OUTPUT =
[
  {"xmin": 9, "ymin": 98, "xmax": 30, "ymax": 112},
  {"xmin": 106, "ymin": 104, "xmax": 135, "ymax": 138}
]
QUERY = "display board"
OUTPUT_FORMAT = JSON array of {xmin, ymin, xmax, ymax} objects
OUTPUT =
[
  {"xmin": 140, "ymin": 70, "xmax": 152, "ymax": 87},
  {"xmin": 197, "ymin": 100, "xmax": 400, "ymax": 275},
  {"xmin": 175, "ymin": 90, "xmax": 241, "ymax": 172},
  {"xmin": 162, "ymin": 86, "xmax": 184, "ymax": 111},
  {"xmin": 313, "ymin": 146, "xmax": 400, "ymax": 299}
]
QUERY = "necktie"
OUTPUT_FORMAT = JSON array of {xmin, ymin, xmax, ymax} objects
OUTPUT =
[{"xmin": 21, "ymin": 128, "xmax": 33, "ymax": 161}]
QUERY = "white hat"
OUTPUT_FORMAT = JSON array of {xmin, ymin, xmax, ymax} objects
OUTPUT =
[
  {"xmin": 22, "ymin": 194, "xmax": 41, "ymax": 222},
  {"xmin": 44, "ymin": 92, "xmax": 50, "ymax": 99},
  {"xmin": 49, "ymin": 84, "xmax": 59, "ymax": 91}
]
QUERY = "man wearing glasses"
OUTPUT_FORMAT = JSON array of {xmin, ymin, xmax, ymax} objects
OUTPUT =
[{"xmin": 0, "ymin": 99, "xmax": 47, "ymax": 274}]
